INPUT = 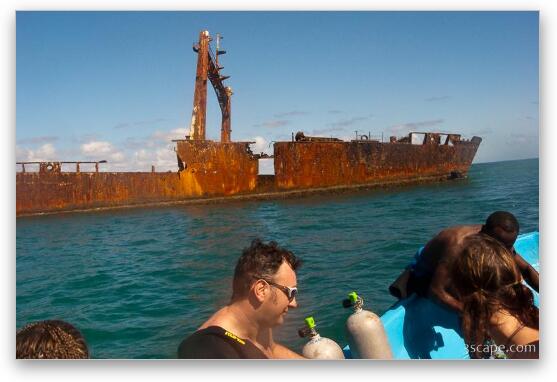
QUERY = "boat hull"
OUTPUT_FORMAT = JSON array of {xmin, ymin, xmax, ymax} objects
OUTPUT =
[{"xmin": 342, "ymin": 232, "xmax": 540, "ymax": 359}]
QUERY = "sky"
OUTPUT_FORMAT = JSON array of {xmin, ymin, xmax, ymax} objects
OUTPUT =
[{"xmin": 16, "ymin": 11, "xmax": 539, "ymax": 172}]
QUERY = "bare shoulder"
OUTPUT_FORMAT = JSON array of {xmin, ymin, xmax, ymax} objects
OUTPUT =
[
  {"xmin": 437, "ymin": 225, "xmax": 481, "ymax": 245},
  {"xmin": 430, "ymin": 225, "xmax": 480, "ymax": 264},
  {"xmin": 198, "ymin": 307, "xmax": 230, "ymax": 330},
  {"xmin": 513, "ymin": 326, "xmax": 539, "ymax": 347}
]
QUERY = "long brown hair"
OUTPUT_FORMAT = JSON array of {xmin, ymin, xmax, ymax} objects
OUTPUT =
[{"xmin": 451, "ymin": 234, "xmax": 538, "ymax": 358}]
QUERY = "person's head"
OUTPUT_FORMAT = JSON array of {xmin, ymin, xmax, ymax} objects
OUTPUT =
[
  {"xmin": 451, "ymin": 234, "xmax": 538, "ymax": 358},
  {"xmin": 16, "ymin": 320, "xmax": 89, "ymax": 359},
  {"xmin": 481, "ymin": 211, "xmax": 519, "ymax": 251},
  {"xmin": 231, "ymin": 239, "xmax": 302, "ymax": 327}
]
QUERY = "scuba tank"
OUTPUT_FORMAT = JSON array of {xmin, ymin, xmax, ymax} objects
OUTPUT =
[
  {"xmin": 298, "ymin": 316, "xmax": 345, "ymax": 359},
  {"xmin": 343, "ymin": 292, "xmax": 393, "ymax": 359}
]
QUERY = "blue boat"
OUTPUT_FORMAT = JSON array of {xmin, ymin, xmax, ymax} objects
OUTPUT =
[{"xmin": 343, "ymin": 232, "xmax": 539, "ymax": 359}]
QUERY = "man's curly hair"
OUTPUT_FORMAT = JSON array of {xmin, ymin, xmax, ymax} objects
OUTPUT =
[
  {"xmin": 231, "ymin": 239, "xmax": 301, "ymax": 301},
  {"xmin": 16, "ymin": 320, "xmax": 89, "ymax": 359}
]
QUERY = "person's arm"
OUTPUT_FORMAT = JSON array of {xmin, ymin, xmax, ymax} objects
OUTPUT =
[
  {"xmin": 428, "ymin": 261, "xmax": 463, "ymax": 313},
  {"xmin": 271, "ymin": 342, "xmax": 306, "ymax": 359},
  {"xmin": 258, "ymin": 328, "xmax": 306, "ymax": 359},
  {"xmin": 513, "ymin": 252, "xmax": 539, "ymax": 292}
]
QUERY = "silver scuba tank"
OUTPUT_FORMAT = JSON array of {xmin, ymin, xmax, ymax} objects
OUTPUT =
[
  {"xmin": 343, "ymin": 291, "xmax": 393, "ymax": 359},
  {"xmin": 298, "ymin": 316, "xmax": 345, "ymax": 359}
]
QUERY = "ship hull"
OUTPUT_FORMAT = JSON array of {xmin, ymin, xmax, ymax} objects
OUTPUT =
[
  {"xmin": 274, "ymin": 138, "xmax": 481, "ymax": 189},
  {"xmin": 16, "ymin": 137, "xmax": 481, "ymax": 216}
]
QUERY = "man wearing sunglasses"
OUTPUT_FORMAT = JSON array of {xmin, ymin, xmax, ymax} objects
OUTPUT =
[
  {"xmin": 178, "ymin": 239, "xmax": 304, "ymax": 359},
  {"xmin": 389, "ymin": 211, "xmax": 539, "ymax": 312}
]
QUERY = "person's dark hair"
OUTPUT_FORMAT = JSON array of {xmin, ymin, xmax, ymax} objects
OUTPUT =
[
  {"xmin": 231, "ymin": 239, "xmax": 301, "ymax": 301},
  {"xmin": 451, "ymin": 234, "xmax": 538, "ymax": 359},
  {"xmin": 484, "ymin": 211, "xmax": 519, "ymax": 234},
  {"xmin": 16, "ymin": 320, "xmax": 89, "ymax": 359}
]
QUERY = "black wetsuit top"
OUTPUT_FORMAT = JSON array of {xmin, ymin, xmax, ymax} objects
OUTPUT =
[{"xmin": 177, "ymin": 326, "xmax": 268, "ymax": 359}]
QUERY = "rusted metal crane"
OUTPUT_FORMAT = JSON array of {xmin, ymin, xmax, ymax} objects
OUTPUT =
[{"xmin": 190, "ymin": 30, "xmax": 233, "ymax": 143}]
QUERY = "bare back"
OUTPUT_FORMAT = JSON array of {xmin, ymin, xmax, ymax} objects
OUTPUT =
[{"xmin": 420, "ymin": 225, "xmax": 482, "ymax": 272}]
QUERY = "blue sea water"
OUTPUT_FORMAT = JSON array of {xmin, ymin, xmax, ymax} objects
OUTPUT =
[{"xmin": 16, "ymin": 158, "xmax": 539, "ymax": 358}]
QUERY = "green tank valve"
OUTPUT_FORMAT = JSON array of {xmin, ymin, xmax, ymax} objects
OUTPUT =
[
  {"xmin": 343, "ymin": 291, "xmax": 363, "ymax": 309},
  {"xmin": 305, "ymin": 316, "xmax": 316, "ymax": 329},
  {"xmin": 298, "ymin": 316, "xmax": 317, "ymax": 338}
]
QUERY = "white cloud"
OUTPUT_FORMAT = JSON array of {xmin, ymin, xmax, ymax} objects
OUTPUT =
[
  {"xmin": 127, "ymin": 145, "xmax": 177, "ymax": 172},
  {"xmin": 15, "ymin": 146, "xmax": 28, "ymax": 161},
  {"xmin": 251, "ymin": 136, "xmax": 272, "ymax": 155},
  {"xmin": 133, "ymin": 149, "xmax": 151, "ymax": 162},
  {"xmin": 123, "ymin": 127, "xmax": 189, "ymax": 151},
  {"xmin": 155, "ymin": 146, "xmax": 178, "ymax": 169},
  {"xmin": 37, "ymin": 143, "xmax": 56, "ymax": 158},
  {"xmin": 17, "ymin": 128, "xmax": 189, "ymax": 172},
  {"xmin": 80, "ymin": 141, "xmax": 125, "ymax": 170},
  {"xmin": 151, "ymin": 127, "xmax": 190, "ymax": 143},
  {"xmin": 81, "ymin": 141, "xmax": 114, "ymax": 155},
  {"xmin": 16, "ymin": 143, "xmax": 58, "ymax": 162},
  {"xmin": 93, "ymin": 126, "xmax": 189, "ymax": 171},
  {"xmin": 110, "ymin": 151, "xmax": 125, "ymax": 162},
  {"xmin": 127, "ymin": 126, "xmax": 189, "ymax": 171}
]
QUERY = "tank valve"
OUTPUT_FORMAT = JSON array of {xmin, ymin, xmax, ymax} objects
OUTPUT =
[
  {"xmin": 298, "ymin": 316, "xmax": 317, "ymax": 338},
  {"xmin": 342, "ymin": 291, "xmax": 364, "ymax": 310}
]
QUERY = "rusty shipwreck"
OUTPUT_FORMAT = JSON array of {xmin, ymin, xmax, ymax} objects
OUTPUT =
[{"xmin": 16, "ymin": 30, "xmax": 482, "ymax": 216}]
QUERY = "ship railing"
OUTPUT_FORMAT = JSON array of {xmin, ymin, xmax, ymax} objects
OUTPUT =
[
  {"xmin": 16, "ymin": 160, "xmax": 107, "ymax": 174},
  {"xmin": 352, "ymin": 132, "xmax": 383, "ymax": 142}
]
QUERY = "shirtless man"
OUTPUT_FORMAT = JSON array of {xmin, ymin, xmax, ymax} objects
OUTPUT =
[
  {"xmin": 391, "ymin": 211, "xmax": 539, "ymax": 312},
  {"xmin": 178, "ymin": 239, "xmax": 304, "ymax": 359}
]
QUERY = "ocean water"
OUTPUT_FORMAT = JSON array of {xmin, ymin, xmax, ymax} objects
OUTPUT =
[{"xmin": 16, "ymin": 158, "xmax": 539, "ymax": 359}]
